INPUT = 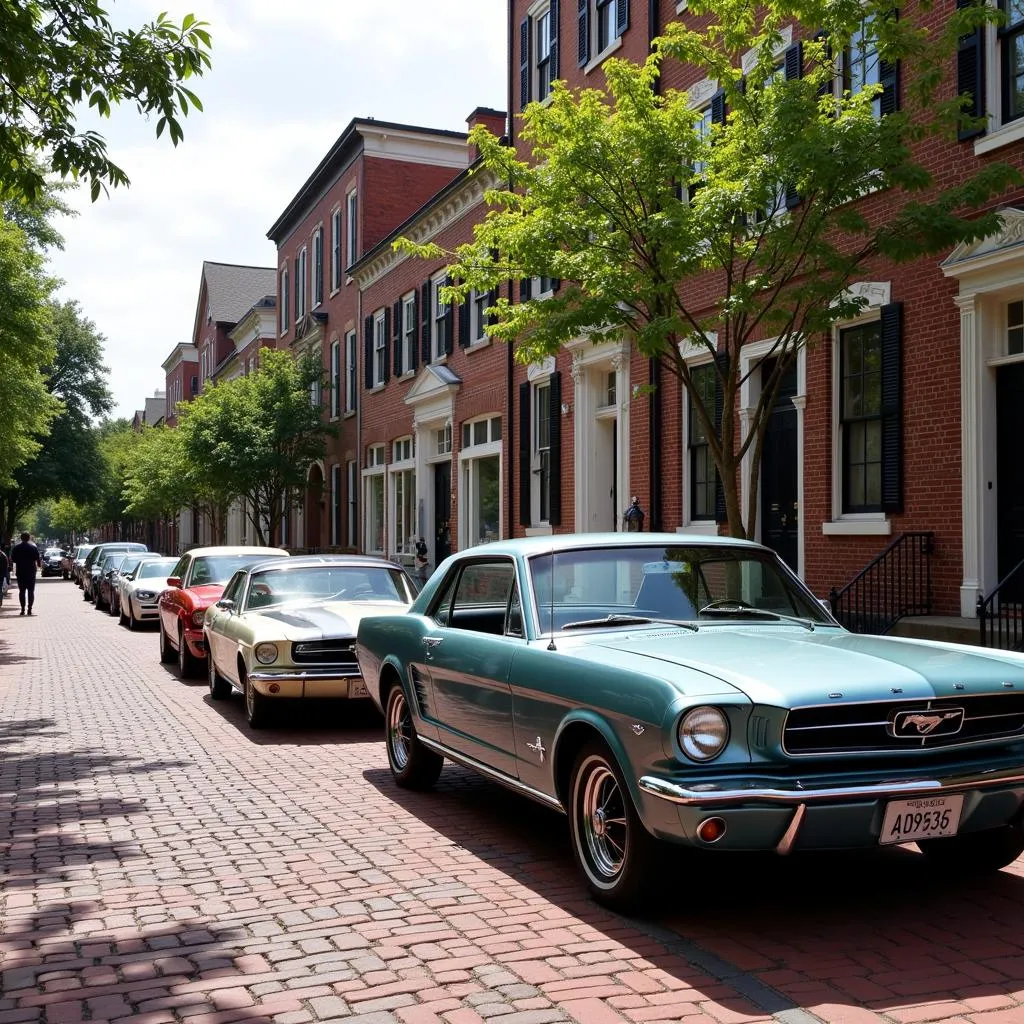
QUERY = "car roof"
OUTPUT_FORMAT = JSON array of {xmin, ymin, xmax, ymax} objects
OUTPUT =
[
  {"xmin": 453, "ymin": 532, "xmax": 771, "ymax": 559},
  {"xmin": 246, "ymin": 554, "xmax": 409, "ymax": 573},
  {"xmin": 184, "ymin": 546, "xmax": 290, "ymax": 558}
]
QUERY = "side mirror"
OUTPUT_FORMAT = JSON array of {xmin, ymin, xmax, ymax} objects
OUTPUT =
[
  {"xmin": 167, "ymin": 577, "xmax": 182, "ymax": 589},
  {"xmin": 216, "ymin": 598, "xmax": 235, "ymax": 611}
]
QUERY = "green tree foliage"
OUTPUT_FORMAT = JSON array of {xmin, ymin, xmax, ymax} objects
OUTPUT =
[
  {"xmin": 0, "ymin": 300, "xmax": 112, "ymax": 542},
  {"xmin": 401, "ymin": 0, "xmax": 1017, "ymax": 538},
  {"xmin": 85, "ymin": 419, "xmax": 141, "ymax": 537},
  {"xmin": 177, "ymin": 351, "xmax": 332, "ymax": 546},
  {"xmin": 0, "ymin": 3, "xmax": 212, "ymax": 203},
  {"xmin": 50, "ymin": 495, "xmax": 93, "ymax": 539}
]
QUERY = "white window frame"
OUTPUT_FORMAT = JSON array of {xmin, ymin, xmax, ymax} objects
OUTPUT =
[
  {"xmin": 432, "ymin": 272, "xmax": 449, "ymax": 361},
  {"xmin": 329, "ymin": 339, "xmax": 341, "ymax": 419},
  {"xmin": 363, "ymin": 444, "xmax": 386, "ymax": 554},
  {"xmin": 330, "ymin": 207, "xmax": 342, "ymax": 293},
  {"xmin": 389, "ymin": 436, "xmax": 417, "ymax": 558},
  {"xmin": 346, "ymin": 189, "xmax": 358, "ymax": 267},
  {"xmin": 309, "ymin": 345, "xmax": 323, "ymax": 408},
  {"xmin": 330, "ymin": 463, "xmax": 341, "ymax": 546},
  {"xmin": 533, "ymin": 380, "xmax": 552, "ymax": 526},
  {"xmin": 976, "ymin": 9, "xmax": 1024, "ymax": 154},
  {"xmin": 401, "ymin": 293, "xmax": 417, "ymax": 375},
  {"xmin": 535, "ymin": 3, "xmax": 553, "ymax": 102},
  {"xmin": 345, "ymin": 330, "xmax": 357, "ymax": 414},
  {"xmin": 346, "ymin": 460, "xmax": 357, "ymax": 548},
  {"xmin": 459, "ymin": 415, "xmax": 503, "ymax": 548},
  {"xmin": 296, "ymin": 246, "xmax": 308, "ymax": 321},
  {"xmin": 470, "ymin": 288, "xmax": 491, "ymax": 345},
  {"xmin": 312, "ymin": 226, "xmax": 324, "ymax": 308},
  {"xmin": 279, "ymin": 267, "xmax": 290, "ymax": 334},
  {"xmin": 373, "ymin": 311, "xmax": 387, "ymax": 387},
  {"xmin": 681, "ymin": 354, "xmax": 720, "ymax": 533}
]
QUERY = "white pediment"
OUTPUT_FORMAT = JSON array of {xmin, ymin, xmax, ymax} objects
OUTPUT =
[
  {"xmin": 403, "ymin": 363, "xmax": 462, "ymax": 407},
  {"xmin": 942, "ymin": 208, "xmax": 1024, "ymax": 277}
]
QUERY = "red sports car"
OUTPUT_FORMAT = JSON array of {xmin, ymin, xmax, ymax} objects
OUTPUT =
[{"xmin": 158, "ymin": 546, "xmax": 289, "ymax": 677}]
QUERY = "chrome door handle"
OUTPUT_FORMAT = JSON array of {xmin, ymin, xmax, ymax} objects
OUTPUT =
[{"xmin": 422, "ymin": 636, "xmax": 443, "ymax": 648}]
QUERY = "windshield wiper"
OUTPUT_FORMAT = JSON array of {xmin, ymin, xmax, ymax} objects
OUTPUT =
[
  {"xmin": 696, "ymin": 601, "xmax": 815, "ymax": 631},
  {"xmin": 561, "ymin": 614, "xmax": 699, "ymax": 632}
]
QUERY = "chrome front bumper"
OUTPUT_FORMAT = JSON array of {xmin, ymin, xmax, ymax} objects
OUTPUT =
[{"xmin": 248, "ymin": 669, "xmax": 366, "ymax": 699}]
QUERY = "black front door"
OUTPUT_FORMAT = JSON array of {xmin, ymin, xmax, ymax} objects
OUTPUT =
[
  {"xmin": 434, "ymin": 460, "xmax": 452, "ymax": 563},
  {"xmin": 760, "ymin": 359, "xmax": 799, "ymax": 572},
  {"xmin": 997, "ymin": 364, "xmax": 1024, "ymax": 598}
]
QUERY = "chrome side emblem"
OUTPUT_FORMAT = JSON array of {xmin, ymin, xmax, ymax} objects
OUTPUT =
[
  {"xmin": 526, "ymin": 736, "xmax": 546, "ymax": 762},
  {"xmin": 631, "ymin": 723, "xmax": 645, "ymax": 735},
  {"xmin": 892, "ymin": 708, "xmax": 965, "ymax": 738}
]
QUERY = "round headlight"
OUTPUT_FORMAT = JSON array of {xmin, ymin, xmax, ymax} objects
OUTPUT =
[
  {"xmin": 678, "ymin": 706, "xmax": 730, "ymax": 762},
  {"xmin": 191, "ymin": 609, "xmax": 206, "ymax": 626},
  {"xmin": 254, "ymin": 642, "xmax": 279, "ymax": 665}
]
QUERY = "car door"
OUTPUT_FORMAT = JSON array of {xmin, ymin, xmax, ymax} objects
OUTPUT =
[
  {"xmin": 207, "ymin": 571, "xmax": 246, "ymax": 681},
  {"xmin": 160, "ymin": 553, "xmax": 191, "ymax": 644},
  {"xmin": 421, "ymin": 558, "xmax": 524, "ymax": 778}
]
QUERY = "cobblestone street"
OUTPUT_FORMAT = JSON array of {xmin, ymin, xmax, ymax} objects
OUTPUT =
[{"xmin": 4, "ymin": 580, "xmax": 1024, "ymax": 1024}]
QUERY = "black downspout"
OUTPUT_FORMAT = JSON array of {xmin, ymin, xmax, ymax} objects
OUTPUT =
[
  {"xmin": 647, "ymin": 0, "xmax": 662, "ymax": 531},
  {"xmin": 506, "ymin": 0, "xmax": 516, "ymax": 543}
]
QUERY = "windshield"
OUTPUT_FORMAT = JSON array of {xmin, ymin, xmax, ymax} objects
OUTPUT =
[
  {"xmin": 528, "ymin": 544, "xmax": 831, "ymax": 633},
  {"xmin": 188, "ymin": 553, "xmax": 287, "ymax": 587},
  {"xmin": 245, "ymin": 564, "xmax": 415, "ymax": 610},
  {"xmin": 137, "ymin": 559, "xmax": 178, "ymax": 579}
]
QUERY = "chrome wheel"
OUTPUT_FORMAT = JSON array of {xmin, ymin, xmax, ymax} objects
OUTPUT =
[
  {"xmin": 578, "ymin": 758, "xmax": 628, "ymax": 882},
  {"xmin": 387, "ymin": 688, "xmax": 412, "ymax": 771}
]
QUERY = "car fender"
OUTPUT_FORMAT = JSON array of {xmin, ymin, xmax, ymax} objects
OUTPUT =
[{"xmin": 551, "ymin": 708, "xmax": 643, "ymax": 811}]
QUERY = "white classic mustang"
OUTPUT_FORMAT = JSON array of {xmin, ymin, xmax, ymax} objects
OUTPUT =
[{"xmin": 204, "ymin": 554, "xmax": 419, "ymax": 728}]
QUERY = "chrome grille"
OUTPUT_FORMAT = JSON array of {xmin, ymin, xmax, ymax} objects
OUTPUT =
[
  {"xmin": 290, "ymin": 640, "xmax": 358, "ymax": 670},
  {"xmin": 783, "ymin": 694, "xmax": 1024, "ymax": 754}
]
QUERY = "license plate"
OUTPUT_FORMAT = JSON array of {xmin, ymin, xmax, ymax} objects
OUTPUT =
[
  {"xmin": 349, "ymin": 679, "xmax": 369, "ymax": 699},
  {"xmin": 879, "ymin": 794, "xmax": 963, "ymax": 845}
]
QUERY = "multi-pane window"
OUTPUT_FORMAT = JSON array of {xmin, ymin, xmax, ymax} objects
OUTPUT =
[
  {"xmin": 346, "ymin": 189, "xmax": 358, "ymax": 267},
  {"xmin": 461, "ymin": 416, "xmax": 502, "ymax": 547},
  {"xmin": 401, "ymin": 294, "xmax": 416, "ymax": 374},
  {"xmin": 280, "ymin": 267, "xmax": 289, "ymax": 332},
  {"xmin": 470, "ymin": 289, "xmax": 489, "ymax": 344},
  {"xmin": 296, "ymin": 246, "xmax": 308, "ymax": 320},
  {"xmin": 435, "ymin": 422, "xmax": 452, "ymax": 456},
  {"xmin": 688, "ymin": 364, "xmax": 717, "ymax": 521},
  {"xmin": 393, "ymin": 437, "xmax": 415, "ymax": 462},
  {"xmin": 1009, "ymin": 300, "xmax": 1024, "ymax": 355},
  {"xmin": 391, "ymin": 437, "xmax": 416, "ymax": 557},
  {"xmin": 373, "ymin": 312, "xmax": 387, "ymax": 386},
  {"xmin": 331, "ymin": 464, "xmax": 341, "ymax": 545},
  {"xmin": 346, "ymin": 460, "xmax": 357, "ymax": 548},
  {"xmin": 345, "ymin": 331, "xmax": 357, "ymax": 413},
  {"xmin": 536, "ymin": 7, "xmax": 553, "ymax": 100},
  {"xmin": 844, "ymin": 20, "xmax": 882, "ymax": 118},
  {"xmin": 365, "ymin": 445, "xmax": 385, "ymax": 553},
  {"xmin": 312, "ymin": 227, "xmax": 324, "ymax": 307},
  {"xmin": 309, "ymin": 348, "xmax": 322, "ymax": 408},
  {"xmin": 1003, "ymin": 0, "xmax": 1024, "ymax": 123},
  {"xmin": 433, "ymin": 275, "xmax": 449, "ymax": 359},
  {"xmin": 330, "ymin": 340, "xmax": 341, "ymax": 419},
  {"xmin": 330, "ymin": 208, "xmax": 342, "ymax": 292},
  {"xmin": 535, "ymin": 383, "xmax": 551, "ymax": 523},
  {"xmin": 840, "ymin": 321, "xmax": 883, "ymax": 513},
  {"xmin": 596, "ymin": 0, "xmax": 617, "ymax": 53}
]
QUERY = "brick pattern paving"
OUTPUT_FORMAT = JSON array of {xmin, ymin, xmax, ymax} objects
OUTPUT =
[{"xmin": 1, "ymin": 581, "xmax": 1024, "ymax": 1024}]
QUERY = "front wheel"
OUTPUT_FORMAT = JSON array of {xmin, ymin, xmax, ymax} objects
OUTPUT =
[
  {"xmin": 568, "ymin": 740, "xmax": 658, "ymax": 912},
  {"xmin": 178, "ymin": 625, "xmax": 200, "ymax": 678},
  {"xmin": 918, "ymin": 818, "xmax": 1024, "ymax": 873},
  {"xmin": 385, "ymin": 684, "xmax": 443, "ymax": 790},
  {"xmin": 243, "ymin": 668, "xmax": 269, "ymax": 729},
  {"xmin": 208, "ymin": 647, "xmax": 231, "ymax": 700}
]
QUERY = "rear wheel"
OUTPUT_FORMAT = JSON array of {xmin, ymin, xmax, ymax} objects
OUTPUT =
[
  {"xmin": 208, "ymin": 646, "xmax": 231, "ymax": 700},
  {"xmin": 568, "ymin": 740, "xmax": 657, "ymax": 912},
  {"xmin": 159, "ymin": 619, "xmax": 175, "ymax": 663},
  {"xmin": 385, "ymin": 684, "xmax": 443, "ymax": 790},
  {"xmin": 918, "ymin": 818, "xmax": 1024, "ymax": 873},
  {"xmin": 177, "ymin": 624, "xmax": 199, "ymax": 678},
  {"xmin": 243, "ymin": 668, "xmax": 269, "ymax": 729}
]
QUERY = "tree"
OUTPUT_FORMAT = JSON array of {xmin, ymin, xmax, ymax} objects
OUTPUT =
[
  {"xmin": 0, "ymin": 300, "xmax": 112, "ymax": 542},
  {"xmin": 0, "ymin": 3, "xmax": 212, "ymax": 203},
  {"xmin": 85, "ymin": 419, "xmax": 141, "ymax": 538},
  {"xmin": 178, "ymin": 351, "xmax": 332, "ymax": 546},
  {"xmin": 50, "ymin": 495, "xmax": 93, "ymax": 539},
  {"xmin": 400, "ymin": 0, "xmax": 1018, "ymax": 539}
]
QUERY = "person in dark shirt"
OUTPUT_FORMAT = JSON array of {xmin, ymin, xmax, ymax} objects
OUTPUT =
[{"xmin": 10, "ymin": 532, "xmax": 41, "ymax": 615}]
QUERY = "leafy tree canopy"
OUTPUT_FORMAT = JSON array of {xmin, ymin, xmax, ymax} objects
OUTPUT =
[
  {"xmin": 0, "ymin": 2, "xmax": 212, "ymax": 202},
  {"xmin": 399, "ymin": 0, "xmax": 1018, "ymax": 537}
]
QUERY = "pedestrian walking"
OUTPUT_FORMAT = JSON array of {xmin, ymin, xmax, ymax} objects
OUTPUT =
[{"xmin": 10, "ymin": 531, "xmax": 41, "ymax": 616}]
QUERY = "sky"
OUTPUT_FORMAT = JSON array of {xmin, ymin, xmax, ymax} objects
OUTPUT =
[{"xmin": 47, "ymin": 0, "xmax": 509, "ymax": 420}]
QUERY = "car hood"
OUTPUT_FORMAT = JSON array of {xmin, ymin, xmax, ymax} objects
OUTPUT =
[
  {"xmin": 185, "ymin": 584, "xmax": 225, "ymax": 609},
  {"xmin": 250, "ymin": 599, "xmax": 408, "ymax": 641},
  {"xmin": 583, "ymin": 626, "xmax": 1024, "ymax": 707}
]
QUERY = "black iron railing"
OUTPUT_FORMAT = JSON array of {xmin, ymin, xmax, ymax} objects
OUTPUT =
[
  {"xmin": 978, "ymin": 558, "xmax": 1024, "ymax": 651},
  {"xmin": 829, "ymin": 532, "xmax": 935, "ymax": 635}
]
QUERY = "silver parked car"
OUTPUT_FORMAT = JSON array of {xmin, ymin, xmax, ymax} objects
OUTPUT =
[{"xmin": 119, "ymin": 557, "xmax": 178, "ymax": 630}]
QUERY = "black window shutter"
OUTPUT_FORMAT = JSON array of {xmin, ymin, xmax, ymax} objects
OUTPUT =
[
  {"xmin": 880, "ymin": 301, "xmax": 903, "ymax": 514},
  {"xmin": 392, "ymin": 300, "xmax": 402, "ymax": 377},
  {"xmin": 957, "ymin": 0, "xmax": 986, "ymax": 140},
  {"xmin": 783, "ymin": 46, "xmax": 803, "ymax": 210},
  {"xmin": 487, "ymin": 287, "xmax": 499, "ymax": 326},
  {"xmin": 421, "ymin": 280, "xmax": 432, "ymax": 364},
  {"xmin": 616, "ymin": 0, "xmax": 629, "ymax": 36},
  {"xmin": 577, "ymin": 0, "xmax": 589, "ymax": 67},
  {"xmin": 363, "ymin": 314, "xmax": 374, "ymax": 390},
  {"xmin": 519, "ymin": 382, "xmax": 532, "ymax": 526},
  {"xmin": 458, "ymin": 296, "xmax": 471, "ymax": 347},
  {"xmin": 410, "ymin": 292, "xmax": 419, "ymax": 370},
  {"xmin": 549, "ymin": 371, "xmax": 562, "ymax": 527},
  {"xmin": 879, "ymin": 58, "xmax": 900, "ymax": 115},
  {"xmin": 382, "ymin": 307, "xmax": 391, "ymax": 384},
  {"xmin": 520, "ymin": 277, "xmax": 533, "ymax": 302},
  {"xmin": 710, "ymin": 90, "xmax": 726, "ymax": 125},
  {"xmin": 520, "ymin": 17, "xmax": 531, "ymax": 110},
  {"xmin": 444, "ymin": 276, "xmax": 455, "ymax": 356},
  {"xmin": 814, "ymin": 30, "xmax": 834, "ymax": 100},
  {"xmin": 552, "ymin": 278, "xmax": 562, "ymax": 293},
  {"xmin": 714, "ymin": 352, "xmax": 729, "ymax": 523},
  {"xmin": 550, "ymin": 0, "xmax": 560, "ymax": 80}
]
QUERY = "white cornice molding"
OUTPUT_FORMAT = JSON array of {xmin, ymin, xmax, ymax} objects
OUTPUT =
[
  {"xmin": 359, "ymin": 124, "xmax": 470, "ymax": 170},
  {"xmin": 355, "ymin": 168, "xmax": 498, "ymax": 291},
  {"xmin": 942, "ymin": 207, "xmax": 1024, "ymax": 279}
]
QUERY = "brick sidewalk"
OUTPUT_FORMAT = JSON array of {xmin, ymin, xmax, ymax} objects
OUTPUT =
[{"xmin": 2, "ymin": 580, "xmax": 1024, "ymax": 1024}]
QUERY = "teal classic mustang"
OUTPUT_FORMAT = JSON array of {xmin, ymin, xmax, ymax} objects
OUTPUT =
[{"xmin": 355, "ymin": 534, "xmax": 1024, "ymax": 910}]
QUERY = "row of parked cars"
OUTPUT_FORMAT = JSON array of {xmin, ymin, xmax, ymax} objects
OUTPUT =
[{"xmin": 70, "ymin": 532, "xmax": 1024, "ymax": 913}]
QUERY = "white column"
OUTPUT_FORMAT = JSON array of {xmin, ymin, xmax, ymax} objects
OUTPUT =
[
  {"xmin": 792, "ymin": 394, "xmax": 807, "ymax": 580},
  {"xmin": 957, "ymin": 293, "xmax": 981, "ymax": 618},
  {"xmin": 571, "ymin": 356, "xmax": 586, "ymax": 532}
]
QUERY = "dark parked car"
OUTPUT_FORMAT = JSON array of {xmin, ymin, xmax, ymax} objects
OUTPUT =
[
  {"xmin": 69, "ymin": 544, "xmax": 95, "ymax": 585},
  {"xmin": 41, "ymin": 547, "xmax": 65, "ymax": 578},
  {"xmin": 82, "ymin": 543, "xmax": 147, "ymax": 603}
]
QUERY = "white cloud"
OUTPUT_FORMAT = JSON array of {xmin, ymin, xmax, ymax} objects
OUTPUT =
[{"xmin": 46, "ymin": 1, "xmax": 508, "ymax": 417}]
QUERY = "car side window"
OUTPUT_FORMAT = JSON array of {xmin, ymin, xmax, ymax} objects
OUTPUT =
[
  {"xmin": 430, "ymin": 571, "xmax": 459, "ymax": 626},
  {"xmin": 448, "ymin": 562, "xmax": 516, "ymax": 636},
  {"xmin": 170, "ymin": 555, "xmax": 189, "ymax": 581},
  {"xmin": 221, "ymin": 571, "xmax": 244, "ymax": 604}
]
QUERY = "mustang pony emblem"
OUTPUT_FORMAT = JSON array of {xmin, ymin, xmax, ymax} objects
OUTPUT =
[
  {"xmin": 526, "ymin": 736, "xmax": 546, "ymax": 762},
  {"xmin": 893, "ymin": 709, "xmax": 965, "ymax": 737}
]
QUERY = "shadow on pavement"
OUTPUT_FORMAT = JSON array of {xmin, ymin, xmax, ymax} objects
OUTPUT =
[{"xmin": 364, "ymin": 760, "xmax": 1024, "ymax": 1019}]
